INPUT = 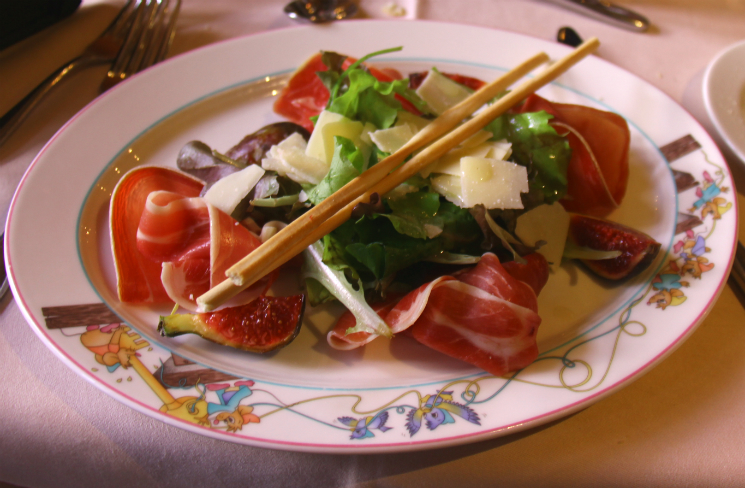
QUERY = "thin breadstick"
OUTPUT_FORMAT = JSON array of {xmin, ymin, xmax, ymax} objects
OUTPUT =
[
  {"xmin": 230, "ymin": 52, "xmax": 549, "ymax": 283},
  {"xmin": 197, "ymin": 40, "xmax": 597, "ymax": 311},
  {"xmin": 197, "ymin": 51, "xmax": 549, "ymax": 310},
  {"xmin": 231, "ymin": 37, "xmax": 601, "ymax": 291}
]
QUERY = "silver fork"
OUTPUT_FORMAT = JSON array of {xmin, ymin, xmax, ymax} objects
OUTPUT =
[
  {"xmin": 0, "ymin": 0, "xmax": 180, "ymax": 147},
  {"xmin": 101, "ymin": 0, "xmax": 181, "ymax": 90},
  {"xmin": 0, "ymin": 1, "xmax": 137, "ymax": 147}
]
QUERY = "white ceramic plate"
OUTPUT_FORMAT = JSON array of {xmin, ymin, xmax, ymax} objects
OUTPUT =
[
  {"xmin": 703, "ymin": 39, "xmax": 745, "ymax": 164},
  {"xmin": 5, "ymin": 21, "xmax": 738, "ymax": 453}
]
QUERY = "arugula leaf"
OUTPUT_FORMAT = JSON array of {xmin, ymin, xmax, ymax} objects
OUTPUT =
[
  {"xmin": 316, "ymin": 51, "xmax": 347, "ymax": 94},
  {"xmin": 328, "ymin": 70, "xmax": 420, "ymax": 129},
  {"xmin": 345, "ymin": 242, "xmax": 387, "ymax": 280},
  {"xmin": 319, "ymin": 47, "xmax": 430, "ymax": 129},
  {"xmin": 436, "ymin": 201, "xmax": 484, "ymax": 251},
  {"xmin": 324, "ymin": 217, "xmax": 439, "ymax": 282},
  {"xmin": 306, "ymin": 136, "xmax": 366, "ymax": 205},
  {"xmin": 322, "ymin": 232, "xmax": 363, "ymax": 285}
]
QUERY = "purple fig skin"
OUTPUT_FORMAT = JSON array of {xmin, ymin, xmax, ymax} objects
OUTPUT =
[
  {"xmin": 569, "ymin": 214, "xmax": 661, "ymax": 280},
  {"xmin": 225, "ymin": 122, "xmax": 310, "ymax": 166}
]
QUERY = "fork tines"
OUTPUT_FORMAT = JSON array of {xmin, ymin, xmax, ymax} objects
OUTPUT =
[{"xmin": 101, "ymin": 0, "xmax": 181, "ymax": 91}]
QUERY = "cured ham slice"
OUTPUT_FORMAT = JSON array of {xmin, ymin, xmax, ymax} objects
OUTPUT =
[
  {"xmin": 517, "ymin": 94, "xmax": 630, "ymax": 216},
  {"xmin": 136, "ymin": 190, "xmax": 266, "ymax": 311},
  {"xmin": 327, "ymin": 280, "xmax": 449, "ymax": 351},
  {"xmin": 405, "ymin": 281, "xmax": 541, "ymax": 376},
  {"xmin": 274, "ymin": 52, "xmax": 408, "ymax": 133},
  {"xmin": 328, "ymin": 253, "xmax": 549, "ymax": 376},
  {"xmin": 110, "ymin": 166, "xmax": 204, "ymax": 303},
  {"xmin": 501, "ymin": 253, "xmax": 551, "ymax": 296},
  {"xmin": 136, "ymin": 191, "xmax": 210, "ymax": 263}
]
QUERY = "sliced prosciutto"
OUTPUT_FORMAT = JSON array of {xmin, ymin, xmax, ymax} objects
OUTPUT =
[
  {"xmin": 517, "ymin": 94, "xmax": 630, "ymax": 216},
  {"xmin": 136, "ymin": 190, "xmax": 267, "ymax": 311},
  {"xmin": 110, "ymin": 166, "xmax": 204, "ymax": 303},
  {"xmin": 328, "ymin": 253, "xmax": 549, "ymax": 377},
  {"xmin": 406, "ymin": 281, "xmax": 540, "ymax": 376},
  {"xmin": 501, "ymin": 253, "xmax": 551, "ymax": 296}
]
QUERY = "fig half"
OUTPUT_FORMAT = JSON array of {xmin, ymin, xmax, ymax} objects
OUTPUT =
[
  {"xmin": 568, "ymin": 214, "xmax": 661, "ymax": 280},
  {"xmin": 158, "ymin": 295, "xmax": 306, "ymax": 353}
]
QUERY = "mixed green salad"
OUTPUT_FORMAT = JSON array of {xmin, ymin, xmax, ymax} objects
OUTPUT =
[{"xmin": 178, "ymin": 47, "xmax": 581, "ymax": 337}]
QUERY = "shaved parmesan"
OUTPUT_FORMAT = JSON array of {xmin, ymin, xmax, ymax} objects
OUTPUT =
[
  {"xmin": 306, "ymin": 110, "xmax": 365, "ymax": 163},
  {"xmin": 430, "ymin": 174, "xmax": 464, "ymax": 207},
  {"xmin": 204, "ymin": 164, "xmax": 265, "ymax": 215},
  {"xmin": 460, "ymin": 157, "xmax": 528, "ymax": 209},
  {"xmin": 262, "ymin": 132, "xmax": 328, "ymax": 185},
  {"xmin": 515, "ymin": 202, "xmax": 570, "ymax": 265},
  {"xmin": 395, "ymin": 111, "xmax": 430, "ymax": 133},
  {"xmin": 421, "ymin": 139, "xmax": 511, "ymax": 178},
  {"xmin": 423, "ymin": 143, "xmax": 491, "ymax": 177},
  {"xmin": 415, "ymin": 69, "xmax": 472, "ymax": 115},
  {"xmin": 370, "ymin": 123, "xmax": 415, "ymax": 153},
  {"xmin": 485, "ymin": 140, "xmax": 512, "ymax": 160}
]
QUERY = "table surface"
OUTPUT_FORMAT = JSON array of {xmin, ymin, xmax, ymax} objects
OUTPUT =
[{"xmin": 2, "ymin": 1, "xmax": 745, "ymax": 487}]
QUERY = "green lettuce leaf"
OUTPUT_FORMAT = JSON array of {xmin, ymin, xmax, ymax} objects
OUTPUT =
[
  {"xmin": 306, "ymin": 136, "xmax": 366, "ymax": 205},
  {"xmin": 322, "ymin": 196, "xmax": 481, "ymax": 285},
  {"xmin": 301, "ymin": 240, "xmax": 392, "ymax": 337},
  {"xmin": 484, "ymin": 111, "xmax": 571, "ymax": 204},
  {"xmin": 320, "ymin": 47, "xmax": 431, "ymax": 129},
  {"xmin": 328, "ymin": 70, "xmax": 424, "ymax": 129}
]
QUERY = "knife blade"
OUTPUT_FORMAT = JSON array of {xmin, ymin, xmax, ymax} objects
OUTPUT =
[{"xmin": 543, "ymin": 0, "xmax": 650, "ymax": 32}]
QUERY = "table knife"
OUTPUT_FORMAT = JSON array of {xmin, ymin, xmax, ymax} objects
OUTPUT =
[{"xmin": 543, "ymin": 0, "xmax": 650, "ymax": 32}]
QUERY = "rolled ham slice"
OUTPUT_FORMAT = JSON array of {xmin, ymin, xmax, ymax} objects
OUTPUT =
[
  {"xmin": 328, "ymin": 253, "xmax": 549, "ymax": 376},
  {"xmin": 110, "ymin": 166, "xmax": 204, "ymax": 303},
  {"xmin": 136, "ymin": 190, "xmax": 267, "ymax": 311}
]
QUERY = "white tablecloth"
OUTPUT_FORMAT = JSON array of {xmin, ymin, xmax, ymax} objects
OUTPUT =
[{"xmin": 2, "ymin": 1, "xmax": 745, "ymax": 486}]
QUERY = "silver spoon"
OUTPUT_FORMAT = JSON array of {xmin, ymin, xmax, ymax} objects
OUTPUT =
[{"xmin": 284, "ymin": 0, "xmax": 358, "ymax": 23}]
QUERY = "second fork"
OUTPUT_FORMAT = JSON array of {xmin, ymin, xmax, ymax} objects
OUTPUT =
[{"xmin": 101, "ymin": 0, "xmax": 181, "ymax": 91}]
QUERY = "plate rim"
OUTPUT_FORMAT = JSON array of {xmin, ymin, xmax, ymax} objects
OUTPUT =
[
  {"xmin": 702, "ymin": 39, "xmax": 745, "ymax": 164},
  {"xmin": 5, "ymin": 19, "xmax": 739, "ymax": 453}
]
